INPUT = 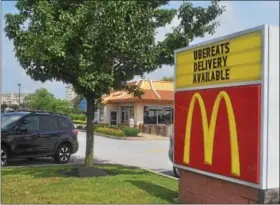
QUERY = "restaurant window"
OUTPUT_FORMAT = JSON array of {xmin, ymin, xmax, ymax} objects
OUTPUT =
[
  {"xmin": 143, "ymin": 106, "xmax": 173, "ymax": 125},
  {"xmin": 143, "ymin": 106, "xmax": 157, "ymax": 124},
  {"xmin": 121, "ymin": 106, "xmax": 134, "ymax": 124},
  {"xmin": 99, "ymin": 106, "xmax": 104, "ymax": 122}
]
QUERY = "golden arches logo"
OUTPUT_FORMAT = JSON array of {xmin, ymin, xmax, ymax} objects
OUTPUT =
[{"xmin": 183, "ymin": 91, "xmax": 241, "ymax": 176}]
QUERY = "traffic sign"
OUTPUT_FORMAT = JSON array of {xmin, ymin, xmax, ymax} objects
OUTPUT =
[{"xmin": 79, "ymin": 98, "xmax": 87, "ymax": 112}]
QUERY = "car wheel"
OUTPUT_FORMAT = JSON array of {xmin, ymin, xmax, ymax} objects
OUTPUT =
[
  {"xmin": 54, "ymin": 144, "xmax": 71, "ymax": 164},
  {"xmin": 173, "ymin": 166, "xmax": 180, "ymax": 178},
  {"xmin": 1, "ymin": 147, "xmax": 8, "ymax": 166}
]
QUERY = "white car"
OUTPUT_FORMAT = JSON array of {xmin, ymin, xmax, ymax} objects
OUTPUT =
[{"xmin": 168, "ymin": 133, "xmax": 180, "ymax": 178}]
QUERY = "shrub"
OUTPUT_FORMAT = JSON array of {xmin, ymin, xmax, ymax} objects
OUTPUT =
[
  {"xmin": 122, "ymin": 127, "xmax": 140, "ymax": 136},
  {"xmin": 96, "ymin": 123, "xmax": 109, "ymax": 128},
  {"xmin": 118, "ymin": 124, "xmax": 130, "ymax": 129},
  {"xmin": 108, "ymin": 125, "xmax": 120, "ymax": 130},
  {"xmin": 95, "ymin": 124, "xmax": 139, "ymax": 136},
  {"xmin": 69, "ymin": 113, "xmax": 77, "ymax": 120},
  {"xmin": 72, "ymin": 120, "xmax": 86, "ymax": 125},
  {"xmin": 70, "ymin": 113, "xmax": 87, "ymax": 121},
  {"xmin": 77, "ymin": 114, "xmax": 86, "ymax": 121},
  {"xmin": 95, "ymin": 127, "xmax": 124, "ymax": 137},
  {"xmin": 76, "ymin": 125, "xmax": 84, "ymax": 129}
]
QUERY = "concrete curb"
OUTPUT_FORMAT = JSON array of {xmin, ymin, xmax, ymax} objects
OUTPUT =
[
  {"xmin": 78, "ymin": 129, "xmax": 168, "ymax": 141},
  {"xmin": 94, "ymin": 133, "xmax": 129, "ymax": 140},
  {"xmin": 78, "ymin": 130, "xmax": 131, "ymax": 140},
  {"xmin": 139, "ymin": 167, "xmax": 178, "ymax": 180},
  {"xmin": 96, "ymin": 133, "xmax": 162, "ymax": 141}
]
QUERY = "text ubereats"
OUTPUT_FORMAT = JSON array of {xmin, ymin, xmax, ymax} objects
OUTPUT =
[{"xmin": 193, "ymin": 42, "xmax": 231, "ymax": 84}]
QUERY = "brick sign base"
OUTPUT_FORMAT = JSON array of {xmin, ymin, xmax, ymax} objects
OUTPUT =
[{"xmin": 178, "ymin": 169, "xmax": 279, "ymax": 204}]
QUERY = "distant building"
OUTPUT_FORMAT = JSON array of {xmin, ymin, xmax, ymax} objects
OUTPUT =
[
  {"xmin": 66, "ymin": 85, "xmax": 77, "ymax": 101},
  {"xmin": 1, "ymin": 93, "xmax": 29, "ymax": 105}
]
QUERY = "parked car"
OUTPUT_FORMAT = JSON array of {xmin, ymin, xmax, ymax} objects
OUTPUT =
[
  {"xmin": 1, "ymin": 110, "xmax": 79, "ymax": 166},
  {"xmin": 168, "ymin": 133, "xmax": 180, "ymax": 178}
]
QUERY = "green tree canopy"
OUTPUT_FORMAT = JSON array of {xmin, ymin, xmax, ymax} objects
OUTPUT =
[
  {"xmin": 25, "ymin": 88, "xmax": 56, "ymax": 111},
  {"xmin": 1, "ymin": 103, "xmax": 8, "ymax": 111},
  {"xmin": 52, "ymin": 98, "xmax": 72, "ymax": 115},
  {"xmin": 9, "ymin": 104, "xmax": 19, "ymax": 110},
  {"xmin": 25, "ymin": 88, "xmax": 72, "ymax": 114},
  {"xmin": 5, "ymin": 0, "xmax": 225, "ymax": 167}
]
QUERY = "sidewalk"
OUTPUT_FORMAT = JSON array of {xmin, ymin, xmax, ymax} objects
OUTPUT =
[
  {"xmin": 80, "ymin": 131, "xmax": 169, "ymax": 141},
  {"xmin": 77, "ymin": 128, "xmax": 169, "ymax": 141},
  {"xmin": 136, "ymin": 132, "xmax": 169, "ymax": 141}
]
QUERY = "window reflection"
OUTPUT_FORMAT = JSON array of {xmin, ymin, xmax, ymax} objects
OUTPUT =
[
  {"xmin": 121, "ymin": 106, "xmax": 134, "ymax": 124},
  {"xmin": 143, "ymin": 106, "xmax": 173, "ymax": 125}
]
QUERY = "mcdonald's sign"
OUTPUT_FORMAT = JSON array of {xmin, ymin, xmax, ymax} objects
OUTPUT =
[{"xmin": 174, "ymin": 84, "xmax": 261, "ymax": 184}]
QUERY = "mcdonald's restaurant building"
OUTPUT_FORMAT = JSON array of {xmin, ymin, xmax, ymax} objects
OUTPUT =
[
  {"xmin": 98, "ymin": 80, "xmax": 174, "ymax": 137},
  {"xmin": 173, "ymin": 25, "xmax": 279, "ymax": 204}
]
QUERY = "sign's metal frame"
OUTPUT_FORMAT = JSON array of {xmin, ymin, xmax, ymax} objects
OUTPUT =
[{"xmin": 173, "ymin": 25, "xmax": 269, "ymax": 189}]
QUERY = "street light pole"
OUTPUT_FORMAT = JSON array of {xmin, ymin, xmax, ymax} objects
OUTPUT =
[{"xmin": 18, "ymin": 83, "xmax": 21, "ymax": 107}]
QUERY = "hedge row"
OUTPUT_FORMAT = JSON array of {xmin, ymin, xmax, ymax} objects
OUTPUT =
[
  {"xmin": 74, "ymin": 122, "xmax": 140, "ymax": 137},
  {"xmin": 95, "ymin": 127, "xmax": 125, "ymax": 137},
  {"xmin": 95, "ymin": 126, "xmax": 140, "ymax": 137},
  {"xmin": 72, "ymin": 120, "xmax": 109, "ymax": 126},
  {"xmin": 69, "ymin": 114, "xmax": 87, "ymax": 121},
  {"xmin": 76, "ymin": 125, "xmax": 85, "ymax": 129},
  {"xmin": 72, "ymin": 119, "xmax": 86, "ymax": 125},
  {"xmin": 122, "ymin": 127, "xmax": 140, "ymax": 136}
]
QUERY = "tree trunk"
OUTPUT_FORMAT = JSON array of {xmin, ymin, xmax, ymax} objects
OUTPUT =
[{"xmin": 84, "ymin": 94, "xmax": 95, "ymax": 167}]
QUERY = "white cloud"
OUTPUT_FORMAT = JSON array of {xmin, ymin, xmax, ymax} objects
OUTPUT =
[
  {"xmin": 155, "ymin": 15, "xmax": 180, "ymax": 42},
  {"xmin": 190, "ymin": 1, "xmax": 246, "ymax": 45}
]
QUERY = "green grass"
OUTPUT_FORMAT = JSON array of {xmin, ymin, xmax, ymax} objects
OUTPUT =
[{"xmin": 1, "ymin": 164, "xmax": 179, "ymax": 204}]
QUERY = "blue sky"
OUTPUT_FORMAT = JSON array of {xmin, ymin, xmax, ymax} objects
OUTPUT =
[{"xmin": 2, "ymin": 1, "xmax": 279, "ymax": 99}]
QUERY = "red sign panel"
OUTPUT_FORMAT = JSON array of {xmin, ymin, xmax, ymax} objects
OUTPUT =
[{"xmin": 174, "ymin": 84, "xmax": 261, "ymax": 184}]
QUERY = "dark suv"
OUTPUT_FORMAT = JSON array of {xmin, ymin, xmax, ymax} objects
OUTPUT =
[{"xmin": 1, "ymin": 111, "xmax": 79, "ymax": 166}]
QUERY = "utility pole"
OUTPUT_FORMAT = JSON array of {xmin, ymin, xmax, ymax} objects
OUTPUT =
[{"xmin": 18, "ymin": 83, "xmax": 21, "ymax": 107}]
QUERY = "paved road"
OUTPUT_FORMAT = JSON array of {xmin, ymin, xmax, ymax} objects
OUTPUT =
[{"xmin": 7, "ymin": 131, "xmax": 175, "ymax": 177}]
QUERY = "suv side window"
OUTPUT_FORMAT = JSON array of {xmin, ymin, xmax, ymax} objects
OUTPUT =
[
  {"xmin": 58, "ymin": 117, "xmax": 72, "ymax": 130},
  {"xmin": 21, "ymin": 115, "xmax": 40, "ymax": 131},
  {"xmin": 39, "ymin": 115, "xmax": 59, "ymax": 130}
]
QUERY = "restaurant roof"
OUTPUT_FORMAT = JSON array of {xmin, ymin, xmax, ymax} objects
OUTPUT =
[{"xmin": 103, "ymin": 80, "xmax": 174, "ymax": 104}]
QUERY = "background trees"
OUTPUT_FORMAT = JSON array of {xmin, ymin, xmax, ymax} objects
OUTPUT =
[
  {"xmin": 24, "ymin": 88, "xmax": 72, "ymax": 115},
  {"xmin": 161, "ymin": 76, "xmax": 174, "ymax": 82},
  {"xmin": 71, "ymin": 95, "xmax": 84, "ymax": 112},
  {"xmin": 5, "ymin": 0, "xmax": 225, "ymax": 167},
  {"xmin": 1, "ymin": 103, "xmax": 8, "ymax": 112},
  {"xmin": 24, "ymin": 88, "xmax": 56, "ymax": 111}
]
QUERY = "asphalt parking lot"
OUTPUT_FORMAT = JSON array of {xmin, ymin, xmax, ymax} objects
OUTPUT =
[{"xmin": 6, "ymin": 131, "xmax": 175, "ymax": 177}]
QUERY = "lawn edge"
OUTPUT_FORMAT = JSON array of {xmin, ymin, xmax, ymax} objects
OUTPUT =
[
  {"xmin": 139, "ymin": 167, "xmax": 178, "ymax": 180},
  {"xmin": 3, "ymin": 162, "xmax": 178, "ymax": 180},
  {"xmin": 2, "ymin": 162, "xmax": 83, "ymax": 168}
]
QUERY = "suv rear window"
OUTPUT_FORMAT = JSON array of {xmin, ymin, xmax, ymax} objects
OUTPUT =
[
  {"xmin": 39, "ymin": 116, "xmax": 59, "ymax": 130},
  {"xmin": 57, "ymin": 117, "xmax": 72, "ymax": 129}
]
